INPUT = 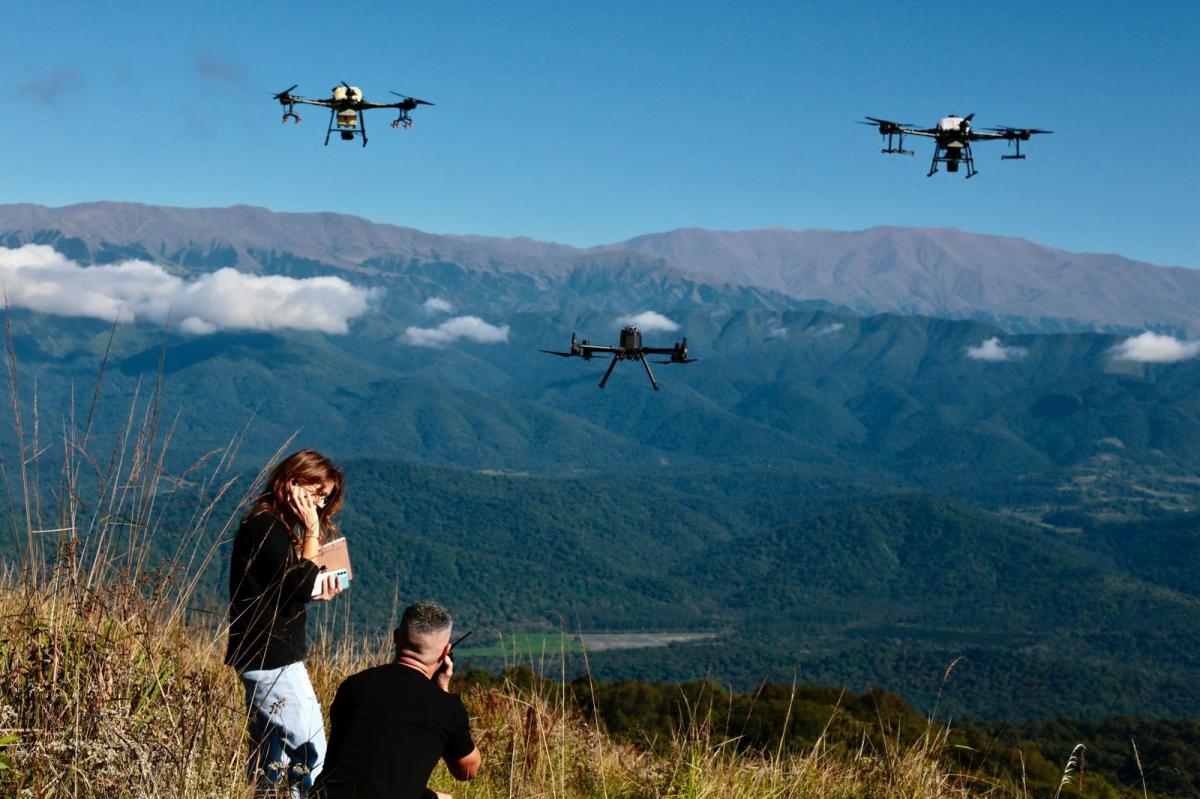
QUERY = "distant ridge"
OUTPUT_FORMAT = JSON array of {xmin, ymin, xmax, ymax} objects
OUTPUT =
[
  {"xmin": 602, "ymin": 226, "xmax": 1200, "ymax": 333},
  {"xmin": 2, "ymin": 201, "xmax": 1197, "ymax": 333}
]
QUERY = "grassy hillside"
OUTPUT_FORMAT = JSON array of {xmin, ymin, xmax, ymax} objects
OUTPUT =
[
  {"xmin": 0, "ymin": 344, "xmax": 1193, "ymax": 796},
  {"xmin": 0, "ymin": 563, "xmax": 1151, "ymax": 798}
]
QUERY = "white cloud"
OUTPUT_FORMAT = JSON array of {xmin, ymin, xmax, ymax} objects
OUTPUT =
[
  {"xmin": 1110, "ymin": 331, "xmax": 1200, "ymax": 363},
  {"xmin": 766, "ymin": 324, "xmax": 788, "ymax": 339},
  {"xmin": 811, "ymin": 322, "xmax": 844, "ymax": 337},
  {"xmin": 402, "ymin": 315, "xmax": 510, "ymax": 347},
  {"xmin": 617, "ymin": 311, "xmax": 679, "ymax": 332},
  {"xmin": 422, "ymin": 296, "xmax": 454, "ymax": 315},
  {"xmin": 0, "ymin": 244, "xmax": 378, "ymax": 335},
  {"xmin": 967, "ymin": 337, "xmax": 1027, "ymax": 362}
]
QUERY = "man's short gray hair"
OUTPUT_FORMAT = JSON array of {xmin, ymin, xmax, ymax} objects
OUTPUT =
[{"xmin": 398, "ymin": 600, "xmax": 453, "ymax": 641}]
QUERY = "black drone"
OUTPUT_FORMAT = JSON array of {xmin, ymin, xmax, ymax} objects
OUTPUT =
[
  {"xmin": 540, "ymin": 326, "xmax": 697, "ymax": 390},
  {"xmin": 272, "ymin": 82, "xmax": 434, "ymax": 147},
  {"xmin": 858, "ymin": 113, "xmax": 1052, "ymax": 178}
]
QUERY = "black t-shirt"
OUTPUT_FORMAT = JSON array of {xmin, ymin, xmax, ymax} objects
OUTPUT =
[
  {"xmin": 314, "ymin": 663, "xmax": 476, "ymax": 799},
  {"xmin": 225, "ymin": 512, "xmax": 321, "ymax": 672}
]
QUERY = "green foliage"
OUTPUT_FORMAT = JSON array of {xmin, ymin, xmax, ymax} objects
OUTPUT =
[
  {"xmin": 976, "ymin": 716, "xmax": 1200, "ymax": 798},
  {"xmin": 460, "ymin": 668, "xmax": 1185, "ymax": 797},
  {"xmin": 0, "ymin": 735, "xmax": 17, "ymax": 772}
]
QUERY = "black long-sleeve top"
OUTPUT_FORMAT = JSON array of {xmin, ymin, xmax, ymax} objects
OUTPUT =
[{"xmin": 225, "ymin": 512, "xmax": 321, "ymax": 672}]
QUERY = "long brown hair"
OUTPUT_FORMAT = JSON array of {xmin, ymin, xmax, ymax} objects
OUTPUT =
[{"xmin": 244, "ymin": 449, "xmax": 345, "ymax": 554}]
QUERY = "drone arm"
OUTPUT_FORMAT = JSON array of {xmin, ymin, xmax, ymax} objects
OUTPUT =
[
  {"xmin": 357, "ymin": 101, "xmax": 406, "ymax": 110},
  {"xmin": 289, "ymin": 97, "xmax": 336, "ymax": 108},
  {"xmin": 580, "ymin": 344, "xmax": 619, "ymax": 355}
]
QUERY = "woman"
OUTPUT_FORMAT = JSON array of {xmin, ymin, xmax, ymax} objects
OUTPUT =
[{"xmin": 226, "ymin": 449, "xmax": 346, "ymax": 796}]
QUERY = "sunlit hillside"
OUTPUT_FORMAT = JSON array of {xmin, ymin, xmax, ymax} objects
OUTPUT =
[{"xmin": 0, "ymin": 347, "xmax": 1179, "ymax": 798}]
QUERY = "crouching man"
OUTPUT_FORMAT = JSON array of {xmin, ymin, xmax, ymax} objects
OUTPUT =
[{"xmin": 313, "ymin": 601, "xmax": 481, "ymax": 799}]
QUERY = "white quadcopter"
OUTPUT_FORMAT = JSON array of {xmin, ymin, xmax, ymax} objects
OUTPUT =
[{"xmin": 859, "ymin": 113, "xmax": 1052, "ymax": 178}]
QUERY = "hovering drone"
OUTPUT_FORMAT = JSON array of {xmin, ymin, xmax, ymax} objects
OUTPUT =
[
  {"xmin": 540, "ymin": 326, "xmax": 697, "ymax": 390},
  {"xmin": 858, "ymin": 113, "xmax": 1051, "ymax": 178},
  {"xmin": 272, "ymin": 82, "xmax": 434, "ymax": 147}
]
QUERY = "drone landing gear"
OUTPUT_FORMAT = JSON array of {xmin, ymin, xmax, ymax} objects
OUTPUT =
[
  {"xmin": 324, "ymin": 108, "xmax": 368, "ymax": 147},
  {"xmin": 639, "ymin": 356, "xmax": 660, "ymax": 391},
  {"xmin": 595, "ymin": 355, "xmax": 661, "ymax": 390},
  {"xmin": 928, "ymin": 143, "xmax": 976, "ymax": 178},
  {"xmin": 881, "ymin": 131, "xmax": 914, "ymax": 156},
  {"xmin": 1001, "ymin": 138, "xmax": 1027, "ymax": 160},
  {"xmin": 598, "ymin": 356, "xmax": 620, "ymax": 389},
  {"xmin": 391, "ymin": 111, "xmax": 413, "ymax": 129}
]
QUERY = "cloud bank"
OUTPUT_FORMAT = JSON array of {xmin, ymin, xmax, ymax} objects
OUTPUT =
[
  {"xmin": 617, "ymin": 311, "xmax": 679, "ymax": 332},
  {"xmin": 967, "ymin": 337, "xmax": 1027, "ymax": 362},
  {"xmin": 0, "ymin": 244, "xmax": 378, "ymax": 335},
  {"xmin": 422, "ymin": 297, "xmax": 454, "ymax": 315},
  {"xmin": 811, "ymin": 322, "xmax": 844, "ymax": 337},
  {"xmin": 403, "ymin": 315, "xmax": 510, "ymax": 347},
  {"xmin": 1110, "ymin": 331, "xmax": 1200, "ymax": 363}
]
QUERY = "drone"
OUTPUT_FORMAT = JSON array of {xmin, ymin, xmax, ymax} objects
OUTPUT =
[
  {"xmin": 540, "ymin": 326, "xmax": 697, "ymax": 390},
  {"xmin": 858, "ymin": 114, "xmax": 1052, "ymax": 178},
  {"xmin": 272, "ymin": 82, "xmax": 434, "ymax": 147}
]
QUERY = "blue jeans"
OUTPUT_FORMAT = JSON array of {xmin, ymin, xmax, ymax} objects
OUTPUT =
[{"xmin": 240, "ymin": 662, "xmax": 327, "ymax": 796}]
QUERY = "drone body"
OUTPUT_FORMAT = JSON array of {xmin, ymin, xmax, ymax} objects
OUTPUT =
[
  {"xmin": 859, "ymin": 113, "xmax": 1052, "ymax": 178},
  {"xmin": 540, "ymin": 326, "xmax": 696, "ymax": 390},
  {"xmin": 272, "ymin": 83, "xmax": 434, "ymax": 147}
]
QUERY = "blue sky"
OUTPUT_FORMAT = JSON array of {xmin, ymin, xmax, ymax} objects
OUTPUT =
[{"xmin": 3, "ymin": 0, "xmax": 1197, "ymax": 267}]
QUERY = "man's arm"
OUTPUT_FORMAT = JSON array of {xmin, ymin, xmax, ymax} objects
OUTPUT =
[
  {"xmin": 436, "ymin": 653, "xmax": 480, "ymax": 780},
  {"xmin": 444, "ymin": 746, "xmax": 480, "ymax": 781}
]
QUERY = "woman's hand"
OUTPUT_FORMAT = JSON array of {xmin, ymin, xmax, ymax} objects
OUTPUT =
[
  {"xmin": 289, "ymin": 482, "xmax": 322, "ymax": 536},
  {"xmin": 312, "ymin": 571, "xmax": 345, "ymax": 602}
]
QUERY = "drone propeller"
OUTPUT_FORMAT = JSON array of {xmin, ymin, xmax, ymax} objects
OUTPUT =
[
  {"xmin": 539, "ymin": 349, "xmax": 577, "ymax": 357},
  {"xmin": 273, "ymin": 84, "xmax": 299, "ymax": 100},
  {"xmin": 390, "ymin": 91, "xmax": 435, "ymax": 106},
  {"xmin": 958, "ymin": 113, "xmax": 975, "ymax": 131},
  {"xmin": 653, "ymin": 358, "xmax": 699, "ymax": 364},
  {"xmin": 860, "ymin": 116, "xmax": 912, "ymax": 133}
]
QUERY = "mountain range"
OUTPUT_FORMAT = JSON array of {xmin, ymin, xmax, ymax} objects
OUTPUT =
[
  {"xmin": 2, "ymin": 201, "xmax": 1198, "ymax": 332},
  {"xmin": 2, "ymin": 200, "xmax": 1199, "ymax": 721}
]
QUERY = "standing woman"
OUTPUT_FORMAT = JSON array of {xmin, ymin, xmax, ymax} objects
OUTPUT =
[{"xmin": 226, "ymin": 449, "xmax": 346, "ymax": 796}]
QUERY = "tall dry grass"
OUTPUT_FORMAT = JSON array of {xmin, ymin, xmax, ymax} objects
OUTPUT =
[
  {"xmin": 3, "ymin": 581, "xmax": 1023, "ymax": 799},
  {"xmin": 0, "ymin": 316, "xmax": 1052, "ymax": 798}
]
